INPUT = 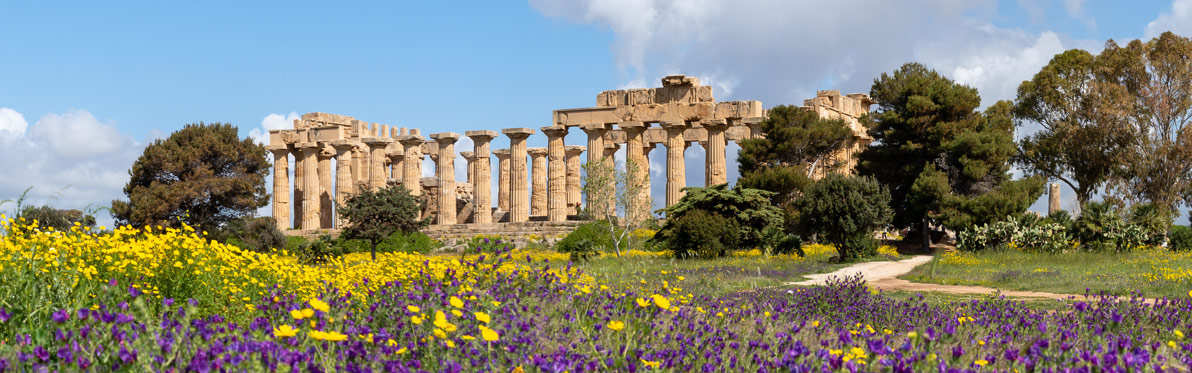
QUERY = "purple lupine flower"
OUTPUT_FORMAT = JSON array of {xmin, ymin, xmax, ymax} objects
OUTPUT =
[{"xmin": 51, "ymin": 309, "xmax": 69, "ymax": 323}]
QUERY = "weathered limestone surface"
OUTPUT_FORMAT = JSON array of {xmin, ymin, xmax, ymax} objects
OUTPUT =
[
  {"xmin": 386, "ymin": 138, "xmax": 405, "ymax": 185},
  {"xmin": 803, "ymin": 90, "xmax": 873, "ymax": 179},
  {"xmin": 493, "ymin": 148, "xmax": 511, "ymax": 212},
  {"xmin": 293, "ymin": 144, "xmax": 305, "ymax": 229},
  {"xmin": 662, "ymin": 122, "xmax": 687, "ymax": 208},
  {"xmin": 1049, "ymin": 183, "xmax": 1062, "ymax": 215},
  {"xmin": 542, "ymin": 126, "xmax": 568, "ymax": 222},
  {"xmin": 564, "ymin": 145, "xmax": 585, "ymax": 214},
  {"xmin": 299, "ymin": 144, "xmax": 320, "ymax": 230},
  {"xmin": 267, "ymin": 146, "xmax": 290, "ymax": 230},
  {"xmin": 466, "ymin": 130, "xmax": 498, "ymax": 224},
  {"xmin": 363, "ymin": 137, "xmax": 393, "ymax": 191},
  {"xmin": 331, "ymin": 141, "xmax": 356, "ymax": 228},
  {"xmin": 703, "ymin": 119, "xmax": 728, "ymax": 187},
  {"xmin": 621, "ymin": 122, "xmax": 649, "ymax": 215},
  {"xmin": 431, "ymin": 133, "xmax": 460, "ymax": 225},
  {"xmin": 399, "ymin": 135, "xmax": 425, "ymax": 196},
  {"xmin": 318, "ymin": 144, "xmax": 335, "ymax": 229},
  {"xmin": 528, "ymin": 147, "xmax": 548, "ymax": 217},
  {"xmin": 503, "ymin": 128, "xmax": 534, "ymax": 222},
  {"xmin": 460, "ymin": 151, "xmax": 475, "ymax": 185}
]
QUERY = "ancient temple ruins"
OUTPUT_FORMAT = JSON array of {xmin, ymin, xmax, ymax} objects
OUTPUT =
[{"xmin": 265, "ymin": 75, "xmax": 872, "ymax": 231}]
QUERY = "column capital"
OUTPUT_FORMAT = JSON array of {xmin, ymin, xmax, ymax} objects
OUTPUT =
[
  {"xmin": 492, "ymin": 148, "xmax": 510, "ymax": 158},
  {"xmin": 361, "ymin": 137, "xmax": 394, "ymax": 147},
  {"xmin": 502, "ymin": 127, "xmax": 535, "ymax": 140},
  {"xmin": 527, "ymin": 147, "xmax": 548, "ymax": 157},
  {"xmin": 460, "ymin": 151, "xmax": 475, "ymax": 161},
  {"xmin": 662, "ymin": 121, "xmax": 688, "ymax": 132},
  {"xmin": 618, "ymin": 121, "xmax": 646, "ymax": 131},
  {"xmin": 465, "ymin": 130, "xmax": 499, "ymax": 142},
  {"xmin": 564, "ymin": 145, "xmax": 586, "ymax": 157},
  {"xmin": 265, "ymin": 145, "xmax": 290, "ymax": 157},
  {"xmin": 700, "ymin": 119, "xmax": 730, "ymax": 130},
  {"xmin": 540, "ymin": 125, "xmax": 568, "ymax": 138},
  {"xmin": 429, "ymin": 132, "xmax": 460, "ymax": 143},
  {"xmin": 580, "ymin": 123, "xmax": 610, "ymax": 135}
]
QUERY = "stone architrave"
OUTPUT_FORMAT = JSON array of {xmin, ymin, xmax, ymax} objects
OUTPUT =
[
  {"xmin": 460, "ymin": 151, "xmax": 475, "ymax": 185},
  {"xmin": 502, "ymin": 128, "xmax": 535, "ymax": 222},
  {"xmin": 662, "ymin": 122, "xmax": 687, "ymax": 208},
  {"xmin": 298, "ymin": 144, "xmax": 321, "ymax": 230},
  {"xmin": 362, "ymin": 137, "xmax": 393, "ymax": 190},
  {"xmin": 266, "ymin": 146, "xmax": 290, "ymax": 230},
  {"xmin": 330, "ymin": 141, "xmax": 357, "ymax": 228},
  {"xmin": 541, "ymin": 126, "xmax": 569, "ymax": 222},
  {"xmin": 398, "ymin": 135, "xmax": 425, "ymax": 196},
  {"xmin": 493, "ymin": 148, "xmax": 511, "ymax": 212},
  {"xmin": 466, "ymin": 130, "xmax": 498, "ymax": 224},
  {"xmin": 564, "ymin": 145, "xmax": 585, "ymax": 213},
  {"xmin": 528, "ymin": 147, "xmax": 548, "ymax": 217},
  {"xmin": 1048, "ymin": 183, "xmax": 1061, "ymax": 215},
  {"xmin": 431, "ymin": 133, "xmax": 460, "ymax": 225},
  {"xmin": 318, "ymin": 144, "xmax": 335, "ymax": 229},
  {"xmin": 703, "ymin": 119, "xmax": 729, "ymax": 186}
]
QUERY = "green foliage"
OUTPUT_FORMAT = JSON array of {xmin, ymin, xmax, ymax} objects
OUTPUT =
[
  {"xmin": 738, "ymin": 105, "xmax": 854, "ymax": 176},
  {"xmin": 18, "ymin": 205, "xmax": 96, "ymax": 232},
  {"xmin": 293, "ymin": 234, "xmax": 336, "ymax": 264},
  {"xmin": 858, "ymin": 63, "xmax": 1036, "ymax": 245},
  {"xmin": 736, "ymin": 166, "xmax": 811, "ymax": 233},
  {"xmin": 656, "ymin": 184, "xmax": 784, "ymax": 252},
  {"xmin": 335, "ymin": 231, "xmax": 439, "ymax": 256},
  {"xmin": 1073, "ymin": 202, "xmax": 1149, "ymax": 252},
  {"xmin": 1128, "ymin": 202, "xmax": 1174, "ymax": 246},
  {"xmin": 111, "ymin": 123, "xmax": 270, "ymax": 234},
  {"xmin": 794, "ymin": 174, "xmax": 893, "ymax": 261},
  {"xmin": 1041, "ymin": 210, "xmax": 1074, "ymax": 231},
  {"xmin": 581, "ymin": 158, "xmax": 652, "ymax": 257},
  {"xmin": 465, "ymin": 235, "xmax": 514, "ymax": 254},
  {"xmin": 338, "ymin": 184, "xmax": 430, "ymax": 260},
  {"xmin": 224, "ymin": 217, "xmax": 287, "ymax": 253},
  {"xmin": 957, "ymin": 214, "xmax": 1071, "ymax": 254},
  {"xmin": 555, "ymin": 221, "xmax": 616, "ymax": 258},
  {"xmin": 1169, "ymin": 225, "xmax": 1192, "ymax": 252},
  {"xmin": 658, "ymin": 209, "xmax": 742, "ymax": 259}
]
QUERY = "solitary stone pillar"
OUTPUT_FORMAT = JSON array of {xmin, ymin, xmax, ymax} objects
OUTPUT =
[
  {"xmin": 1048, "ymin": 182, "xmax": 1061, "ymax": 215},
  {"xmin": 564, "ymin": 145, "xmax": 585, "ymax": 214},
  {"xmin": 299, "ymin": 144, "xmax": 321, "ymax": 230},
  {"xmin": 621, "ymin": 121, "xmax": 649, "ymax": 217},
  {"xmin": 542, "ymin": 126, "xmax": 569, "ymax": 222},
  {"xmin": 399, "ymin": 135, "xmax": 425, "ymax": 196},
  {"xmin": 431, "ymin": 133, "xmax": 460, "ymax": 225},
  {"xmin": 331, "ymin": 141, "xmax": 356, "ymax": 228},
  {"xmin": 663, "ymin": 122, "xmax": 687, "ymax": 208},
  {"xmin": 493, "ymin": 148, "xmax": 511, "ymax": 212},
  {"xmin": 363, "ymin": 137, "xmax": 393, "ymax": 191},
  {"xmin": 318, "ymin": 144, "xmax": 335, "ymax": 229},
  {"xmin": 467, "ymin": 130, "xmax": 498, "ymax": 224},
  {"xmin": 502, "ymin": 128, "xmax": 535, "ymax": 222},
  {"xmin": 703, "ymin": 120, "xmax": 729, "ymax": 187},
  {"xmin": 460, "ymin": 151, "xmax": 475, "ymax": 185},
  {"xmin": 528, "ymin": 147, "xmax": 548, "ymax": 217},
  {"xmin": 267, "ymin": 146, "xmax": 290, "ymax": 230}
]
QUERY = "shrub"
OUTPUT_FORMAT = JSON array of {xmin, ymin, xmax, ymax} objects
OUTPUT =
[
  {"xmin": 237, "ymin": 217, "xmax": 287, "ymax": 253},
  {"xmin": 1129, "ymin": 202, "xmax": 1173, "ymax": 246},
  {"xmin": 958, "ymin": 215, "xmax": 1071, "ymax": 254},
  {"xmin": 465, "ymin": 235, "xmax": 513, "ymax": 255},
  {"xmin": 794, "ymin": 174, "xmax": 893, "ymax": 261},
  {"xmin": 1074, "ymin": 202, "xmax": 1150, "ymax": 252},
  {"xmin": 1169, "ymin": 225, "xmax": 1192, "ymax": 252},
  {"xmin": 338, "ymin": 185, "xmax": 430, "ymax": 260},
  {"xmin": 655, "ymin": 184, "xmax": 784, "ymax": 254},
  {"xmin": 555, "ymin": 221, "xmax": 616, "ymax": 256},
  {"xmin": 659, "ymin": 209, "xmax": 741, "ymax": 259},
  {"xmin": 376, "ymin": 231, "xmax": 439, "ymax": 254},
  {"xmin": 18, "ymin": 205, "xmax": 96, "ymax": 232},
  {"xmin": 294, "ymin": 234, "xmax": 336, "ymax": 264}
]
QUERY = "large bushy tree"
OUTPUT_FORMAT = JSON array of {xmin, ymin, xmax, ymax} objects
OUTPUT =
[
  {"xmin": 857, "ymin": 63, "xmax": 1044, "ymax": 251},
  {"xmin": 338, "ymin": 184, "xmax": 430, "ymax": 261},
  {"xmin": 653, "ymin": 184, "xmax": 784, "ymax": 256},
  {"xmin": 111, "ymin": 123, "xmax": 270, "ymax": 234},
  {"xmin": 795, "ymin": 174, "xmax": 893, "ymax": 261}
]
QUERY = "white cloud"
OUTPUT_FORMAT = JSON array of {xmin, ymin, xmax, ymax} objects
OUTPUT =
[
  {"xmin": 249, "ymin": 112, "xmax": 300, "ymax": 145},
  {"xmin": 1062, "ymin": 0, "xmax": 1097, "ymax": 32},
  {"xmin": 1145, "ymin": 0, "xmax": 1192, "ymax": 38},
  {"xmin": 0, "ymin": 108, "xmax": 28, "ymax": 141},
  {"xmin": 924, "ymin": 29, "xmax": 1066, "ymax": 105},
  {"xmin": 0, "ymin": 109, "xmax": 144, "ymax": 228}
]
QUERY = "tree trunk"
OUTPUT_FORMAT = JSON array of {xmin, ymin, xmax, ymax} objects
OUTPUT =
[
  {"xmin": 921, "ymin": 216, "xmax": 933, "ymax": 254},
  {"xmin": 371, "ymin": 240, "xmax": 378, "ymax": 262}
]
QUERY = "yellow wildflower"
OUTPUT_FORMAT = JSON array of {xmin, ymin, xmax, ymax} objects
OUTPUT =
[
  {"xmin": 651, "ymin": 294, "xmax": 670, "ymax": 309},
  {"xmin": 636, "ymin": 298, "xmax": 650, "ymax": 307},
  {"xmin": 975, "ymin": 359, "xmax": 989, "ymax": 367},
  {"xmin": 474, "ymin": 311, "xmax": 491, "ymax": 324},
  {"xmin": 480, "ymin": 325, "xmax": 500, "ymax": 341},
  {"xmin": 291, "ymin": 308, "xmax": 313, "ymax": 320},
  {"xmin": 272, "ymin": 324, "xmax": 298, "ymax": 338},
  {"xmin": 407, "ymin": 305, "xmax": 420, "ymax": 313},
  {"xmin": 607, "ymin": 320, "xmax": 625, "ymax": 331},
  {"xmin": 309, "ymin": 298, "xmax": 330, "ymax": 313},
  {"xmin": 411, "ymin": 316, "xmax": 423, "ymax": 325},
  {"xmin": 450, "ymin": 296, "xmax": 464, "ymax": 308},
  {"xmin": 640, "ymin": 359, "xmax": 660, "ymax": 369}
]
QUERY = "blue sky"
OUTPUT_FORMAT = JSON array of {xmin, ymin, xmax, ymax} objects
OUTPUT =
[{"xmin": 2, "ymin": 0, "xmax": 1190, "ymax": 226}]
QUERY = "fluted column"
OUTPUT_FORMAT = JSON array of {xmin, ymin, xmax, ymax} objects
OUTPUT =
[
  {"xmin": 299, "ymin": 144, "xmax": 320, "ymax": 230},
  {"xmin": 603, "ymin": 142, "xmax": 620, "ymax": 213},
  {"xmin": 541, "ymin": 126, "xmax": 568, "ymax": 222},
  {"xmin": 318, "ymin": 144, "xmax": 335, "ymax": 229},
  {"xmin": 331, "ymin": 141, "xmax": 356, "ymax": 228},
  {"xmin": 431, "ymin": 133, "xmax": 460, "ymax": 225},
  {"xmin": 293, "ymin": 146, "xmax": 305, "ymax": 228},
  {"xmin": 581, "ymin": 123, "xmax": 609, "ymax": 166},
  {"xmin": 621, "ymin": 121, "xmax": 648, "ymax": 219},
  {"xmin": 387, "ymin": 140, "xmax": 405, "ymax": 185},
  {"xmin": 493, "ymin": 149, "xmax": 511, "ymax": 212},
  {"xmin": 642, "ymin": 142, "xmax": 655, "ymax": 207},
  {"xmin": 267, "ymin": 146, "xmax": 290, "ymax": 230},
  {"xmin": 399, "ymin": 135, "xmax": 425, "ymax": 196},
  {"xmin": 460, "ymin": 151, "xmax": 475, "ymax": 185},
  {"xmin": 466, "ymin": 130, "xmax": 498, "ymax": 224},
  {"xmin": 564, "ymin": 145, "xmax": 585, "ymax": 214},
  {"xmin": 363, "ymin": 138, "xmax": 393, "ymax": 191},
  {"xmin": 703, "ymin": 120, "xmax": 729, "ymax": 187},
  {"xmin": 663, "ymin": 122, "xmax": 687, "ymax": 208},
  {"xmin": 528, "ymin": 147, "xmax": 548, "ymax": 217},
  {"xmin": 502, "ymin": 128, "xmax": 535, "ymax": 222}
]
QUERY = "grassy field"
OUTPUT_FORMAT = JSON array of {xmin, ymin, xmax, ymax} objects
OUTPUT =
[{"xmin": 901, "ymin": 248, "xmax": 1192, "ymax": 299}]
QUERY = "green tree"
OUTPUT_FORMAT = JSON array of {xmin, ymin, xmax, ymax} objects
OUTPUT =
[
  {"xmin": 738, "ymin": 105, "xmax": 855, "ymax": 178},
  {"xmin": 795, "ymin": 174, "xmax": 893, "ymax": 261},
  {"xmin": 857, "ymin": 63, "xmax": 1043, "ymax": 251},
  {"xmin": 653, "ymin": 184, "xmax": 784, "ymax": 255},
  {"xmin": 581, "ymin": 158, "xmax": 653, "ymax": 257},
  {"xmin": 19, "ymin": 205, "xmax": 97, "ymax": 232},
  {"xmin": 337, "ymin": 184, "xmax": 430, "ymax": 261},
  {"xmin": 1014, "ymin": 48, "xmax": 1134, "ymax": 206},
  {"xmin": 111, "ymin": 123, "xmax": 270, "ymax": 235}
]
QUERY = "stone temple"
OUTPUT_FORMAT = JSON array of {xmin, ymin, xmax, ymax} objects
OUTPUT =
[{"xmin": 265, "ymin": 75, "xmax": 872, "ymax": 234}]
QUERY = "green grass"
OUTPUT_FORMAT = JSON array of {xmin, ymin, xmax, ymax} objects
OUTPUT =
[
  {"xmin": 901, "ymin": 248, "xmax": 1192, "ymax": 299},
  {"xmin": 879, "ymin": 289, "xmax": 1077, "ymax": 311}
]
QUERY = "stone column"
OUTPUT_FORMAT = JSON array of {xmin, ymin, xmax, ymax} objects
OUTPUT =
[
  {"xmin": 387, "ymin": 142, "xmax": 405, "ymax": 185},
  {"xmin": 502, "ymin": 128, "xmax": 535, "ymax": 222},
  {"xmin": 466, "ymin": 130, "xmax": 498, "ymax": 224},
  {"xmin": 703, "ymin": 120, "xmax": 729, "ymax": 187},
  {"xmin": 493, "ymin": 148, "xmax": 511, "ymax": 212},
  {"xmin": 581, "ymin": 123, "xmax": 609, "ymax": 166},
  {"xmin": 318, "ymin": 144, "xmax": 335, "ymax": 229},
  {"xmin": 460, "ymin": 151, "xmax": 475, "ymax": 185},
  {"xmin": 293, "ymin": 146, "xmax": 305, "ymax": 228},
  {"xmin": 528, "ymin": 147, "xmax": 548, "ymax": 217},
  {"xmin": 602, "ymin": 142, "xmax": 620, "ymax": 213},
  {"xmin": 744, "ymin": 117, "xmax": 764, "ymax": 140},
  {"xmin": 331, "ymin": 141, "xmax": 356, "ymax": 228},
  {"xmin": 621, "ymin": 121, "xmax": 649, "ymax": 217},
  {"xmin": 564, "ymin": 145, "xmax": 585, "ymax": 214},
  {"xmin": 299, "ymin": 144, "xmax": 321, "ymax": 230},
  {"xmin": 541, "ymin": 126, "xmax": 569, "ymax": 222},
  {"xmin": 363, "ymin": 138, "xmax": 393, "ymax": 191},
  {"xmin": 642, "ymin": 142, "xmax": 655, "ymax": 206},
  {"xmin": 267, "ymin": 146, "xmax": 290, "ymax": 230},
  {"xmin": 431, "ymin": 133, "xmax": 460, "ymax": 225},
  {"xmin": 663, "ymin": 122, "xmax": 687, "ymax": 208},
  {"xmin": 1048, "ymin": 182, "xmax": 1061, "ymax": 215},
  {"xmin": 399, "ymin": 135, "xmax": 425, "ymax": 196}
]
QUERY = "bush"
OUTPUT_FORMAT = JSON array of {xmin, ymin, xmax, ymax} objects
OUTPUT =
[
  {"xmin": 958, "ymin": 215, "xmax": 1071, "ymax": 254},
  {"xmin": 655, "ymin": 184, "xmax": 784, "ymax": 255},
  {"xmin": 659, "ymin": 209, "xmax": 741, "ymax": 259},
  {"xmin": 1074, "ymin": 202, "xmax": 1150, "ymax": 252},
  {"xmin": 794, "ymin": 174, "xmax": 893, "ymax": 261},
  {"xmin": 1129, "ymin": 202, "xmax": 1173, "ymax": 246},
  {"xmin": 465, "ymin": 235, "xmax": 514, "ymax": 255},
  {"xmin": 19, "ymin": 205, "xmax": 96, "ymax": 232},
  {"xmin": 237, "ymin": 217, "xmax": 287, "ymax": 253},
  {"xmin": 294, "ymin": 235, "xmax": 336, "ymax": 264},
  {"xmin": 1170, "ymin": 225, "xmax": 1192, "ymax": 252},
  {"xmin": 555, "ymin": 221, "xmax": 616, "ymax": 259}
]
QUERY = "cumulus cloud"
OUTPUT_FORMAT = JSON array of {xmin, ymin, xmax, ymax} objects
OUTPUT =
[
  {"xmin": 0, "ymin": 108, "xmax": 143, "ymax": 227},
  {"xmin": 249, "ymin": 112, "xmax": 300, "ymax": 145},
  {"xmin": 1145, "ymin": 0, "xmax": 1192, "ymax": 38}
]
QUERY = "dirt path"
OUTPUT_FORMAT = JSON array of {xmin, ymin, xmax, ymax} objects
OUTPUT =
[{"xmin": 789, "ymin": 256, "xmax": 1084, "ymax": 300}]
